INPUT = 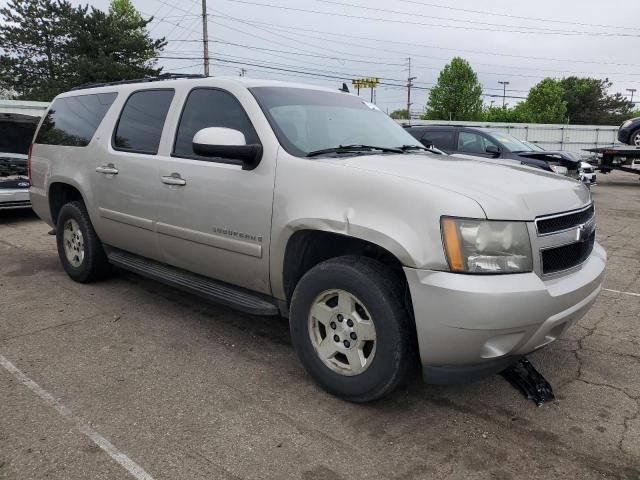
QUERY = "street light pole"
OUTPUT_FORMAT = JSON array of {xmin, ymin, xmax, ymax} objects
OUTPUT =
[
  {"xmin": 627, "ymin": 88, "xmax": 637, "ymax": 104},
  {"xmin": 498, "ymin": 81, "xmax": 510, "ymax": 108}
]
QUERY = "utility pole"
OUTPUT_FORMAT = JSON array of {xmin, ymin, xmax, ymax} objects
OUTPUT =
[
  {"xmin": 239, "ymin": 68, "xmax": 247, "ymax": 77},
  {"xmin": 406, "ymin": 57, "xmax": 416, "ymax": 120},
  {"xmin": 498, "ymin": 81, "xmax": 510, "ymax": 108},
  {"xmin": 201, "ymin": 0, "xmax": 210, "ymax": 76},
  {"xmin": 627, "ymin": 88, "xmax": 637, "ymax": 104}
]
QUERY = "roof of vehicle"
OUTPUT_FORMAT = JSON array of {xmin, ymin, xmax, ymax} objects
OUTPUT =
[{"xmin": 60, "ymin": 75, "xmax": 345, "ymax": 98}]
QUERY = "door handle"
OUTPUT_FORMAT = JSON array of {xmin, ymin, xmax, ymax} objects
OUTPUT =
[
  {"xmin": 161, "ymin": 173, "xmax": 187, "ymax": 186},
  {"xmin": 96, "ymin": 164, "xmax": 118, "ymax": 175}
]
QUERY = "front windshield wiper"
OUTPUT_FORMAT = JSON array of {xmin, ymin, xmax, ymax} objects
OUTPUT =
[
  {"xmin": 306, "ymin": 144, "xmax": 403, "ymax": 157},
  {"xmin": 399, "ymin": 144, "xmax": 428, "ymax": 151}
]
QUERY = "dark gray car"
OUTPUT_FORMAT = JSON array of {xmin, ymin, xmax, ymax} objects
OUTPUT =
[{"xmin": 405, "ymin": 125, "xmax": 580, "ymax": 177}]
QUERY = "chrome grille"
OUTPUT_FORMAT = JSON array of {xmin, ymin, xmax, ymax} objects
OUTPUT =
[
  {"xmin": 541, "ymin": 233, "xmax": 595, "ymax": 275},
  {"xmin": 535, "ymin": 204, "xmax": 596, "ymax": 275},
  {"xmin": 536, "ymin": 204, "xmax": 594, "ymax": 235}
]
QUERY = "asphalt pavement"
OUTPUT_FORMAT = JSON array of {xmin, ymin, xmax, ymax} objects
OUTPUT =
[{"xmin": 1, "ymin": 171, "xmax": 639, "ymax": 480}]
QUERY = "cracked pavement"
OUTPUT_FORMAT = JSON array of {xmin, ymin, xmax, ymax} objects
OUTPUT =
[{"xmin": 0, "ymin": 171, "xmax": 639, "ymax": 480}]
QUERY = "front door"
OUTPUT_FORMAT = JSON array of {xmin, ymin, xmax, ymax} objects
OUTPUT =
[
  {"xmin": 91, "ymin": 89, "xmax": 175, "ymax": 261},
  {"xmin": 455, "ymin": 131, "xmax": 499, "ymax": 158},
  {"xmin": 154, "ymin": 87, "xmax": 275, "ymax": 294}
]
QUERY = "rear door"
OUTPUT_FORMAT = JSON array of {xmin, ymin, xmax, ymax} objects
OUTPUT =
[
  {"xmin": 153, "ymin": 87, "xmax": 276, "ymax": 294},
  {"xmin": 90, "ymin": 89, "xmax": 175, "ymax": 261}
]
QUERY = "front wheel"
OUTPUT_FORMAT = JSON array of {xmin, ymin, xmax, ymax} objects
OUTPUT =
[
  {"xmin": 289, "ymin": 256, "xmax": 414, "ymax": 402},
  {"xmin": 56, "ymin": 201, "xmax": 111, "ymax": 283},
  {"xmin": 630, "ymin": 128, "xmax": 640, "ymax": 147}
]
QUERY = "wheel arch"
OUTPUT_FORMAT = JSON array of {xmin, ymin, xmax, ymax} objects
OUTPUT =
[
  {"xmin": 48, "ymin": 181, "xmax": 87, "ymax": 225},
  {"xmin": 277, "ymin": 226, "xmax": 412, "ymax": 310}
]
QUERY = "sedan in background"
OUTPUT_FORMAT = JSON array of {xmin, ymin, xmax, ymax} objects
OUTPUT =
[
  {"xmin": 0, "ymin": 152, "xmax": 31, "ymax": 210},
  {"xmin": 618, "ymin": 117, "xmax": 640, "ymax": 146},
  {"xmin": 405, "ymin": 125, "xmax": 581, "ymax": 178}
]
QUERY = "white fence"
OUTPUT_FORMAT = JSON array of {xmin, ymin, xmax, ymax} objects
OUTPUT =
[
  {"xmin": 401, "ymin": 120, "xmax": 621, "ymax": 157},
  {"xmin": 0, "ymin": 100, "xmax": 49, "ymax": 117}
]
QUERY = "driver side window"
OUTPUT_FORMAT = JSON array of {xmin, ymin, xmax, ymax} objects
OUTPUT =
[
  {"xmin": 457, "ymin": 132, "xmax": 496, "ymax": 154},
  {"xmin": 173, "ymin": 88, "xmax": 260, "ymax": 160}
]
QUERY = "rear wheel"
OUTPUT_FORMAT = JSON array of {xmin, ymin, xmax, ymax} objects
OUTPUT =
[
  {"xmin": 290, "ymin": 255, "xmax": 414, "ymax": 402},
  {"xmin": 56, "ymin": 201, "xmax": 111, "ymax": 283}
]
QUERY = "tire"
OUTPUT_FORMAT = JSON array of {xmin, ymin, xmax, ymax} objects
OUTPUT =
[
  {"xmin": 630, "ymin": 128, "xmax": 640, "ymax": 147},
  {"xmin": 289, "ymin": 255, "xmax": 414, "ymax": 402},
  {"xmin": 56, "ymin": 200, "xmax": 111, "ymax": 283}
]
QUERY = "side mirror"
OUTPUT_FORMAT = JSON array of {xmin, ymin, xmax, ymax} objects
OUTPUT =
[
  {"xmin": 485, "ymin": 145, "xmax": 500, "ymax": 157},
  {"xmin": 192, "ymin": 127, "xmax": 263, "ymax": 170}
]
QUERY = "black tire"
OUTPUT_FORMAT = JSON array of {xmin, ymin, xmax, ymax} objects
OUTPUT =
[
  {"xmin": 290, "ymin": 255, "xmax": 414, "ymax": 402},
  {"xmin": 56, "ymin": 200, "xmax": 111, "ymax": 283},
  {"xmin": 630, "ymin": 128, "xmax": 640, "ymax": 147}
]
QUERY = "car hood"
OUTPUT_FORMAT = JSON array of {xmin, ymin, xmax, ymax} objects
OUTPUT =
[
  {"xmin": 515, "ymin": 150, "xmax": 581, "ymax": 167},
  {"xmin": 339, "ymin": 153, "xmax": 590, "ymax": 220}
]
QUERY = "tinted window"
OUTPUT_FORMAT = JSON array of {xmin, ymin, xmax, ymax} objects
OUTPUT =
[
  {"xmin": 36, "ymin": 93, "xmax": 117, "ymax": 147},
  {"xmin": 114, "ymin": 90, "xmax": 174, "ymax": 154},
  {"xmin": 457, "ymin": 131, "xmax": 497, "ymax": 154},
  {"xmin": 174, "ymin": 88, "xmax": 259, "ymax": 159},
  {"xmin": 421, "ymin": 129, "xmax": 455, "ymax": 151}
]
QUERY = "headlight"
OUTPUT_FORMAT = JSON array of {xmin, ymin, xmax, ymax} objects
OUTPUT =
[
  {"xmin": 441, "ymin": 217, "xmax": 533, "ymax": 274},
  {"xmin": 550, "ymin": 165, "xmax": 568, "ymax": 175},
  {"xmin": 622, "ymin": 119, "xmax": 633, "ymax": 128}
]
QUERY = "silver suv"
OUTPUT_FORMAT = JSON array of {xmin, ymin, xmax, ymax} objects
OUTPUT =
[{"xmin": 29, "ymin": 77, "xmax": 606, "ymax": 401}]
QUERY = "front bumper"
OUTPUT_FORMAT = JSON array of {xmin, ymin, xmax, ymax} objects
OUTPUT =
[
  {"xmin": 0, "ymin": 188, "xmax": 31, "ymax": 210},
  {"xmin": 404, "ymin": 242, "xmax": 606, "ymax": 384},
  {"xmin": 617, "ymin": 126, "xmax": 634, "ymax": 144}
]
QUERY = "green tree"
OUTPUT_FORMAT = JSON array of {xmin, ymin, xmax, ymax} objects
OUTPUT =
[
  {"xmin": 389, "ymin": 108, "xmax": 409, "ymax": 120},
  {"xmin": 482, "ymin": 103, "xmax": 531, "ymax": 123},
  {"xmin": 0, "ymin": 0, "xmax": 77, "ymax": 100},
  {"xmin": 0, "ymin": 0, "xmax": 165, "ymax": 100},
  {"xmin": 71, "ymin": 0, "xmax": 166, "ymax": 85},
  {"xmin": 424, "ymin": 57, "xmax": 483, "ymax": 121},
  {"xmin": 522, "ymin": 78, "xmax": 567, "ymax": 124},
  {"xmin": 560, "ymin": 77, "xmax": 634, "ymax": 125}
]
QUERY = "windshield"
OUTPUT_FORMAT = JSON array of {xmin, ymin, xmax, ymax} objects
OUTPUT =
[
  {"xmin": 487, "ymin": 132, "xmax": 533, "ymax": 153},
  {"xmin": 250, "ymin": 87, "xmax": 424, "ymax": 157}
]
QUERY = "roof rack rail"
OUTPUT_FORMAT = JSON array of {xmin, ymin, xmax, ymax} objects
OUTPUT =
[{"xmin": 70, "ymin": 73, "xmax": 206, "ymax": 91}]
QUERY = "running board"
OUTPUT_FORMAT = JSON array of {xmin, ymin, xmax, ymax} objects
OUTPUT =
[{"xmin": 107, "ymin": 249, "xmax": 280, "ymax": 316}]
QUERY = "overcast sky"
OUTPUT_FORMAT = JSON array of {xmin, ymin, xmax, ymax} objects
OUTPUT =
[{"xmin": 4, "ymin": 0, "xmax": 640, "ymax": 113}]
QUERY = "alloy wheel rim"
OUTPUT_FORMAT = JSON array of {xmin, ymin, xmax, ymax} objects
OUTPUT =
[
  {"xmin": 308, "ymin": 289, "xmax": 377, "ymax": 376},
  {"xmin": 63, "ymin": 219, "xmax": 85, "ymax": 267},
  {"xmin": 633, "ymin": 133, "xmax": 640, "ymax": 146}
]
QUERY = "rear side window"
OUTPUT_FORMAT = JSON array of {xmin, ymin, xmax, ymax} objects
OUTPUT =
[
  {"xmin": 113, "ymin": 89, "xmax": 174, "ymax": 155},
  {"xmin": 422, "ymin": 129, "xmax": 455, "ymax": 151},
  {"xmin": 35, "ymin": 93, "xmax": 117, "ymax": 147},
  {"xmin": 173, "ymin": 88, "xmax": 260, "ymax": 160}
]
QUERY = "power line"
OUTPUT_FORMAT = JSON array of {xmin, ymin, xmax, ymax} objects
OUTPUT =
[
  {"xmin": 396, "ymin": 0, "xmax": 640, "ymax": 32},
  {"xmin": 222, "ymin": 0, "xmax": 640, "ymax": 38},
  {"xmin": 313, "ymin": 0, "xmax": 626, "ymax": 36},
  {"xmin": 211, "ymin": 14, "xmax": 640, "ymax": 69}
]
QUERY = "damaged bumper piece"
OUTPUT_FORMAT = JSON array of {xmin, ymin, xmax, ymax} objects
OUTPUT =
[{"xmin": 403, "ymin": 242, "xmax": 606, "ymax": 384}]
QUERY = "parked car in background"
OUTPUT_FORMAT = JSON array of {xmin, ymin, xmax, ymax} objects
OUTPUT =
[
  {"xmin": 618, "ymin": 117, "xmax": 640, "ymax": 146},
  {"xmin": 0, "ymin": 152, "xmax": 31, "ymax": 210},
  {"xmin": 405, "ymin": 125, "xmax": 580, "ymax": 178},
  {"xmin": 579, "ymin": 162, "xmax": 597, "ymax": 185},
  {"xmin": 30, "ymin": 77, "xmax": 605, "ymax": 401}
]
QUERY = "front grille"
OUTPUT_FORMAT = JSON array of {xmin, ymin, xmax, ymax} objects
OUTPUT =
[
  {"xmin": 541, "ymin": 232, "xmax": 595, "ymax": 274},
  {"xmin": 536, "ymin": 204, "xmax": 594, "ymax": 235}
]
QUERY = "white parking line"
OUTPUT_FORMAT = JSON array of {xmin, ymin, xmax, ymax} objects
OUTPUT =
[
  {"xmin": 603, "ymin": 288, "xmax": 640, "ymax": 298},
  {"xmin": 0, "ymin": 354, "xmax": 155, "ymax": 480}
]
